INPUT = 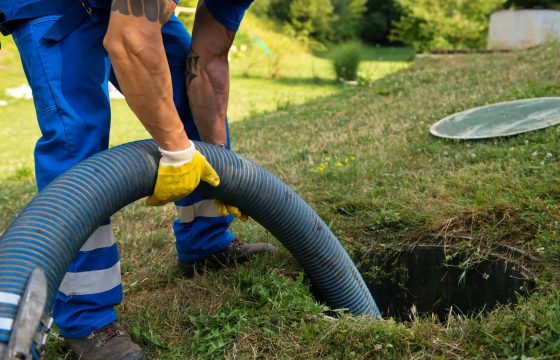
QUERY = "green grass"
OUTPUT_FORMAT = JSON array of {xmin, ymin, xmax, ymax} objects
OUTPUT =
[
  {"xmin": 0, "ymin": 23, "xmax": 411, "ymax": 177},
  {"xmin": 226, "ymin": 15, "xmax": 413, "ymax": 120},
  {"xmin": 2, "ymin": 25, "xmax": 560, "ymax": 360}
]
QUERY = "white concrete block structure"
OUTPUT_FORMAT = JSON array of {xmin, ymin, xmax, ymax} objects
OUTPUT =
[{"xmin": 488, "ymin": 10, "xmax": 560, "ymax": 50}]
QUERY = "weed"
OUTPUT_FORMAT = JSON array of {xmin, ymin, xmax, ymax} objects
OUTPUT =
[
  {"xmin": 187, "ymin": 308, "xmax": 250, "ymax": 357},
  {"xmin": 275, "ymin": 99, "xmax": 292, "ymax": 111},
  {"xmin": 311, "ymin": 155, "xmax": 356, "ymax": 174},
  {"xmin": 130, "ymin": 325, "xmax": 168, "ymax": 349}
]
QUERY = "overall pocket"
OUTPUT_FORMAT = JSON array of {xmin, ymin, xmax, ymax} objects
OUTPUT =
[{"xmin": 12, "ymin": 15, "xmax": 61, "ymax": 116}]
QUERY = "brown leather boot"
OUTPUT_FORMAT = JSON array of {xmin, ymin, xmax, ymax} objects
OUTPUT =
[
  {"xmin": 64, "ymin": 322, "xmax": 145, "ymax": 360},
  {"xmin": 179, "ymin": 238, "xmax": 276, "ymax": 278}
]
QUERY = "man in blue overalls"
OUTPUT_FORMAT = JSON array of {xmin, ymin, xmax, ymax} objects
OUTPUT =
[{"xmin": 0, "ymin": 0, "xmax": 275, "ymax": 359}]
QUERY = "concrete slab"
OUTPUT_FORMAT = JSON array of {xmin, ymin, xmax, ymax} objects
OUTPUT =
[{"xmin": 488, "ymin": 10, "xmax": 560, "ymax": 50}]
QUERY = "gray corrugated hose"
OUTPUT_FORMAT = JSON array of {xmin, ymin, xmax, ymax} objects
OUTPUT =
[{"xmin": 0, "ymin": 140, "xmax": 380, "ymax": 358}]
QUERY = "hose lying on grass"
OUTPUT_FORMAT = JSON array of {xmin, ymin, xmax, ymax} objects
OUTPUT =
[{"xmin": 0, "ymin": 140, "xmax": 380, "ymax": 359}]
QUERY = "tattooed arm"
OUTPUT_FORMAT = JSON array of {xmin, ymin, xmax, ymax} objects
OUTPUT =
[
  {"xmin": 104, "ymin": 0, "xmax": 190, "ymax": 151},
  {"xmin": 186, "ymin": 2, "xmax": 235, "ymax": 145}
]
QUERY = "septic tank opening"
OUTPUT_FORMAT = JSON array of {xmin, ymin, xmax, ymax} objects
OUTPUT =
[{"xmin": 357, "ymin": 245, "xmax": 535, "ymax": 321}]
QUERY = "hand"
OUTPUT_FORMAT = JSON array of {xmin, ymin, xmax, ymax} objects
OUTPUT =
[
  {"xmin": 147, "ymin": 142, "xmax": 220, "ymax": 206},
  {"xmin": 215, "ymin": 200, "xmax": 248, "ymax": 222}
]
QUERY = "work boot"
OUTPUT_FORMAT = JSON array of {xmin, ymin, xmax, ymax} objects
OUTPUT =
[
  {"xmin": 64, "ymin": 322, "xmax": 145, "ymax": 360},
  {"xmin": 179, "ymin": 238, "xmax": 276, "ymax": 278}
]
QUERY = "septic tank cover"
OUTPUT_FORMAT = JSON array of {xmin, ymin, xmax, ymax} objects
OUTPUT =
[{"xmin": 430, "ymin": 97, "xmax": 560, "ymax": 139}]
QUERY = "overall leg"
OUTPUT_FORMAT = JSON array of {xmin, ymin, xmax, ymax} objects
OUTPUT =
[{"xmin": 12, "ymin": 12, "xmax": 121, "ymax": 338}]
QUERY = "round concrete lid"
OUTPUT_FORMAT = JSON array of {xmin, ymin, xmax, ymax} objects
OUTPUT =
[{"xmin": 430, "ymin": 97, "xmax": 560, "ymax": 139}]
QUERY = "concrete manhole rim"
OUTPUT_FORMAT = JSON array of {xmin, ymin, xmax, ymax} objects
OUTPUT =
[{"xmin": 430, "ymin": 97, "xmax": 560, "ymax": 140}]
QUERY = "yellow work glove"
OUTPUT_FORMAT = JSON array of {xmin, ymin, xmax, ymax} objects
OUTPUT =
[
  {"xmin": 147, "ymin": 141, "xmax": 220, "ymax": 206},
  {"xmin": 215, "ymin": 200, "xmax": 248, "ymax": 222}
]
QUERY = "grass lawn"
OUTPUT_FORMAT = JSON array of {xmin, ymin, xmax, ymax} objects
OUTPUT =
[
  {"xmin": 1, "ymin": 25, "xmax": 560, "ymax": 360},
  {"xmin": 0, "ymin": 23, "xmax": 412, "ymax": 177}
]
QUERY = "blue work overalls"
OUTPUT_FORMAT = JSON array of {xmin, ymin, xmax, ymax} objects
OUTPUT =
[{"xmin": 1, "ymin": 0, "xmax": 251, "ymax": 338}]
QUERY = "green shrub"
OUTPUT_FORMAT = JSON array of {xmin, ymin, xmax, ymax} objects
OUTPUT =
[
  {"xmin": 289, "ymin": 0, "xmax": 334, "ymax": 42},
  {"xmin": 330, "ymin": 42, "xmax": 363, "ymax": 81},
  {"xmin": 391, "ymin": 0, "xmax": 506, "ymax": 52}
]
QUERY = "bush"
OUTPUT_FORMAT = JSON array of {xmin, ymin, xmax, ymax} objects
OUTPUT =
[
  {"xmin": 391, "ymin": 0, "xmax": 506, "ymax": 52},
  {"xmin": 289, "ymin": 0, "xmax": 335, "ymax": 42},
  {"xmin": 330, "ymin": 42, "xmax": 363, "ymax": 81}
]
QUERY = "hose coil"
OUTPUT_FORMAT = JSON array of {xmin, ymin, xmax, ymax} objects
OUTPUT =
[{"xmin": 0, "ymin": 140, "xmax": 380, "ymax": 345}]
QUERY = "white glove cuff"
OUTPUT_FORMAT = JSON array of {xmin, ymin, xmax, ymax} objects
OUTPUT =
[{"xmin": 159, "ymin": 141, "xmax": 196, "ymax": 166}]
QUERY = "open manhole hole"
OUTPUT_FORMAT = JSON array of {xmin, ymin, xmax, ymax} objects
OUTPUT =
[{"xmin": 357, "ymin": 245, "xmax": 535, "ymax": 320}]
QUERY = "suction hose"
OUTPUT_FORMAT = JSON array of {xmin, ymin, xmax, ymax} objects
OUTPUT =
[{"xmin": 0, "ymin": 140, "xmax": 380, "ymax": 358}]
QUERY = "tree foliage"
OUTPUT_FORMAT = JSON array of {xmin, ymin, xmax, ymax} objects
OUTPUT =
[
  {"xmin": 391, "ymin": 0, "xmax": 506, "ymax": 52},
  {"xmin": 360, "ymin": 0, "xmax": 403, "ymax": 45},
  {"xmin": 505, "ymin": 0, "xmax": 560, "ymax": 8},
  {"xmin": 248, "ymin": 0, "xmax": 560, "ymax": 47},
  {"xmin": 288, "ymin": 0, "xmax": 334, "ymax": 41},
  {"xmin": 331, "ymin": 0, "xmax": 368, "ymax": 41},
  {"xmin": 252, "ymin": 0, "xmax": 379, "ymax": 43}
]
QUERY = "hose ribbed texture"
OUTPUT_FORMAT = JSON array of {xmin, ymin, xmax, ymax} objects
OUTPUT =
[{"xmin": 0, "ymin": 140, "xmax": 380, "ymax": 344}]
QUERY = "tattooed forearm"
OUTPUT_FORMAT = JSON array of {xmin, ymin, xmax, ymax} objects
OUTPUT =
[
  {"xmin": 111, "ymin": 0, "xmax": 175, "ymax": 24},
  {"xmin": 159, "ymin": 0, "xmax": 170, "ymax": 23},
  {"xmin": 185, "ymin": 50, "xmax": 200, "ymax": 88},
  {"xmin": 112, "ymin": 0, "xmax": 130, "ymax": 15},
  {"xmin": 129, "ymin": 0, "xmax": 143, "ymax": 17}
]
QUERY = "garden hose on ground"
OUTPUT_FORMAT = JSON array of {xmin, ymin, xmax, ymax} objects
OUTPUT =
[{"xmin": 0, "ymin": 140, "xmax": 380, "ymax": 359}]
